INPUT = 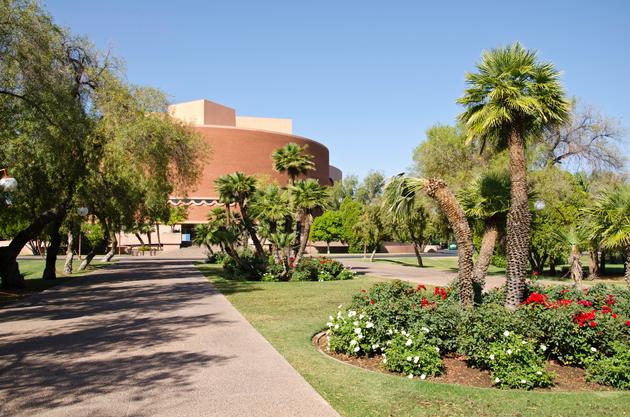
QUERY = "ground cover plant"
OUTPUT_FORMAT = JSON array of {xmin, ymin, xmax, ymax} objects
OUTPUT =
[
  {"xmin": 197, "ymin": 263, "xmax": 630, "ymax": 416},
  {"xmin": 326, "ymin": 280, "xmax": 630, "ymax": 390}
]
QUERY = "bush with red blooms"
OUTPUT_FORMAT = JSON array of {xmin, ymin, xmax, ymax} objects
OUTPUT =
[{"xmin": 328, "ymin": 280, "xmax": 630, "ymax": 390}]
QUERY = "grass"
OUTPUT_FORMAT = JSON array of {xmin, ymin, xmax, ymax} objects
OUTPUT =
[
  {"xmin": 196, "ymin": 263, "xmax": 630, "ymax": 417},
  {"xmin": 0, "ymin": 258, "xmax": 107, "ymax": 306}
]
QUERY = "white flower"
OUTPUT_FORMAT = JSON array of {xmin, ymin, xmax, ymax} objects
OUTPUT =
[
  {"xmin": 521, "ymin": 379, "xmax": 527, "ymax": 384},
  {"xmin": 503, "ymin": 330, "xmax": 510, "ymax": 337},
  {"xmin": 383, "ymin": 358, "xmax": 387, "ymax": 364},
  {"xmin": 522, "ymin": 341, "xmax": 527, "ymax": 345},
  {"xmin": 405, "ymin": 339, "xmax": 413, "ymax": 347},
  {"xmin": 435, "ymin": 347, "xmax": 440, "ymax": 353},
  {"xmin": 348, "ymin": 310, "xmax": 356, "ymax": 317},
  {"xmin": 366, "ymin": 321, "xmax": 374, "ymax": 329},
  {"xmin": 354, "ymin": 346, "xmax": 360, "ymax": 352},
  {"xmin": 506, "ymin": 349, "xmax": 512, "ymax": 355},
  {"xmin": 387, "ymin": 329, "xmax": 393, "ymax": 335},
  {"xmin": 354, "ymin": 327, "xmax": 362, "ymax": 335},
  {"xmin": 494, "ymin": 377, "xmax": 500, "ymax": 383},
  {"xmin": 406, "ymin": 356, "xmax": 412, "ymax": 361},
  {"xmin": 353, "ymin": 321, "xmax": 359, "ymax": 327},
  {"xmin": 401, "ymin": 330, "xmax": 408, "ymax": 336},
  {"xmin": 421, "ymin": 327, "xmax": 430, "ymax": 333},
  {"xmin": 359, "ymin": 314, "xmax": 364, "ymax": 320},
  {"xmin": 357, "ymin": 335, "xmax": 364, "ymax": 340},
  {"xmin": 372, "ymin": 344, "xmax": 379, "ymax": 350},
  {"xmin": 591, "ymin": 347, "xmax": 597, "ymax": 352},
  {"xmin": 489, "ymin": 354, "xmax": 495, "ymax": 361},
  {"xmin": 540, "ymin": 344, "xmax": 547, "ymax": 352},
  {"xmin": 327, "ymin": 322, "xmax": 333, "ymax": 327},
  {"xmin": 337, "ymin": 311, "xmax": 342, "ymax": 319},
  {"xmin": 420, "ymin": 374, "xmax": 426, "ymax": 380},
  {"xmin": 408, "ymin": 374, "xmax": 414, "ymax": 379},
  {"xmin": 334, "ymin": 324, "xmax": 339, "ymax": 329},
  {"xmin": 349, "ymin": 339, "xmax": 357, "ymax": 346},
  {"xmin": 413, "ymin": 356, "xmax": 419, "ymax": 363},
  {"xmin": 328, "ymin": 315, "xmax": 333, "ymax": 321},
  {"xmin": 338, "ymin": 304, "xmax": 342, "ymax": 309},
  {"xmin": 536, "ymin": 371, "xmax": 542, "ymax": 375}
]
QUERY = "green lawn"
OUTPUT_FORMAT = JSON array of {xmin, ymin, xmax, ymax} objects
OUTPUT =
[
  {"xmin": 0, "ymin": 258, "xmax": 107, "ymax": 306},
  {"xmin": 196, "ymin": 264, "xmax": 630, "ymax": 417}
]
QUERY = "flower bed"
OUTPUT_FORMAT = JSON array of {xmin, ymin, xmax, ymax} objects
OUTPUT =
[{"xmin": 323, "ymin": 280, "xmax": 630, "ymax": 390}]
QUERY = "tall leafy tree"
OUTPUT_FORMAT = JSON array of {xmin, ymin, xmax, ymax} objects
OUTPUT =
[
  {"xmin": 310, "ymin": 210, "xmax": 343, "ymax": 254},
  {"xmin": 271, "ymin": 143, "xmax": 315, "ymax": 185},
  {"xmin": 458, "ymin": 43, "xmax": 569, "ymax": 309}
]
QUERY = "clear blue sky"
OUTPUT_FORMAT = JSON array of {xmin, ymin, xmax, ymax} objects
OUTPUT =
[{"xmin": 45, "ymin": 0, "xmax": 629, "ymax": 179}]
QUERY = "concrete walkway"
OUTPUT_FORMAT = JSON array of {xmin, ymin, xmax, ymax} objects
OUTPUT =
[{"xmin": 0, "ymin": 258, "xmax": 339, "ymax": 417}]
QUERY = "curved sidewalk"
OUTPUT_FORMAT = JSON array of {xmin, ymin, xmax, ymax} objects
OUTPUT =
[{"xmin": 0, "ymin": 259, "xmax": 339, "ymax": 417}]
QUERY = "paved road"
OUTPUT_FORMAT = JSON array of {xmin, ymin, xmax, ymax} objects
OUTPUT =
[{"xmin": 0, "ymin": 258, "xmax": 339, "ymax": 417}]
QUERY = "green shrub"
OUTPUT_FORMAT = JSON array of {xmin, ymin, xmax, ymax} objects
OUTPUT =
[
  {"xmin": 291, "ymin": 258, "xmax": 319, "ymax": 281},
  {"xmin": 327, "ymin": 307, "xmax": 379, "ymax": 356},
  {"xmin": 585, "ymin": 342, "xmax": 630, "ymax": 389},
  {"xmin": 486, "ymin": 331, "xmax": 555, "ymax": 389},
  {"xmin": 221, "ymin": 249, "xmax": 268, "ymax": 280},
  {"xmin": 382, "ymin": 331, "xmax": 443, "ymax": 379}
]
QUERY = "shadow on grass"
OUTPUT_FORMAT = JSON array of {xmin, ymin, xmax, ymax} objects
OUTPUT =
[{"xmin": 194, "ymin": 262, "xmax": 263, "ymax": 296}]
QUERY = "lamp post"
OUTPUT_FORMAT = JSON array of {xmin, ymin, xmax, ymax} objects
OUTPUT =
[{"xmin": 77, "ymin": 207, "xmax": 88, "ymax": 259}]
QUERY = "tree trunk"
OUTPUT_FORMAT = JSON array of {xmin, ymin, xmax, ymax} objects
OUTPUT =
[
  {"xmin": 326, "ymin": 241, "xmax": 331, "ymax": 254},
  {"xmin": 293, "ymin": 213, "xmax": 312, "ymax": 265},
  {"xmin": 569, "ymin": 244, "xmax": 583, "ymax": 288},
  {"xmin": 413, "ymin": 242, "xmax": 424, "ymax": 267},
  {"xmin": 239, "ymin": 204, "xmax": 265, "ymax": 257},
  {"xmin": 155, "ymin": 222, "xmax": 162, "ymax": 249},
  {"xmin": 63, "ymin": 230, "xmax": 74, "ymax": 274},
  {"xmin": 423, "ymin": 178, "xmax": 474, "ymax": 307},
  {"xmin": 101, "ymin": 230, "xmax": 117, "ymax": 262},
  {"xmin": 43, "ymin": 215, "xmax": 64, "ymax": 280},
  {"xmin": 473, "ymin": 219, "xmax": 500, "ymax": 290},
  {"xmin": 134, "ymin": 232, "xmax": 145, "ymax": 245},
  {"xmin": 587, "ymin": 245, "xmax": 599, "ymax": 280},
  {"xmin": 504, "ymin": 128, "xmax": 531, "ymax": 310},
  {"xmin": 79, "ymin": 220, "xmax": 109, "ymax": 271},
  {"xmin": 0, "ymin": 207, "xmax": 65, "ymax": 289},
  {"xmin": 549, "ymin": 257, "xmax": 557, "ymax": 276},
  {"xmin": 78, "ymin": 251, "xmax": 96, "ymax": 271},
  {"xmin": 599, "ymin": 249, "xmax": 606, "ymax": 274},
  {"xmin": 370, "ymin": 247, "xmax": 377, "ymax": 262}
]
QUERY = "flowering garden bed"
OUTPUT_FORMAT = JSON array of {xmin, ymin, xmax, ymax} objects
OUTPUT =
[{"xmin": 320, "ymin": 280, "xmax": 630, "ymax": 390}]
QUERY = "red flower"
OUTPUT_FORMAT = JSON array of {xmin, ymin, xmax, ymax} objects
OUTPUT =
[
  {"xmin": 578, "ymin": 300, "xmax": 593, "ymax": 307},
  {"xmin": 370, "ymin": 299, "xmax": 375, "ymax": 305},
  {"xmin": 574, "ymin": 310, "xmax": 597, "ymax": 327},
  {"xmin": 434, "ymin": 287, "xmax": 448, "ymax": 300},
  {"xmin": 523, "ymin": 292, "xmax": 548, "ymax": 306},
  {"xmin": 532, "ymin": 271, "xmax": 540, "ymax": 276},
  {"xmin": 421, "ymin": 297, "xmax": 429, "ymax": 307},
  {"xmin": 360, "ymin": 289, "xmax": 367, "ymax": 293},
  {"xmin": 612, "ymin": 313, "xmax": 618, "ymax": 319},
  {"xmin": 606, "ymin": 294, "xmax": 615, "ymax": 306},
  {"xmin": 590, "ymin": 321, "xmax": 597, "ymax": 328},
  {"xmin": 561, "ymin": 288, "xmax": 569, "ymax": 294},
  {"xmin": 601, "ymin": 305, "xmax": 612, "ymax": 314},
  {"xmin": 626, "ymin": 320, "xmax": 630, "ymax": 327},
  {"xmin": 416, "ymin": 284, "xmax": 426, "ymax": 292}
]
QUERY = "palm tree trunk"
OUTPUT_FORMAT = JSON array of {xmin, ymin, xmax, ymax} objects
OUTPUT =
[
  {"xmin": 587, "ymin": 245, "xmax": 599, "ymax": 280},
  {"xmin": 599, "ymin": 249, "xmax": 606, "ymax": 275},
  {"xmin": 505, "ymin": 128, "xmax": 531, "ymax": 310},
  {"xmin": 293, "ymin": 213, "xmax": 312, "ymax": 265},
  {"xmin": 423, "ymin": 178, "xmax": 474, "ymax": 306},
  {"xmin": 624, "ymin": 247, "xmax": 630, "ymax": 289},
  {"xmin": 413, "ymin": 242, "xmax": 424, "ymax": 267},
  {"xmin": 63, "ymin": 230, "xmax": 74, "ymax": 274},
  {"xmin": 239, "ymin": 204, "xmax": 265, "ymax": 257},
  {"xmin": 473, "ymin": 219, "xmax": 500, "ymax": 289},
  {"xmin": 569, "ymin": 244, "xmax": 583, "ymax": 288}
]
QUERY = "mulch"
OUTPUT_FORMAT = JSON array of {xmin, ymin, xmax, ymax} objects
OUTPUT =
[{"xmin": 313, "ymin": 332, "xmax": 613, "ymax": 391}]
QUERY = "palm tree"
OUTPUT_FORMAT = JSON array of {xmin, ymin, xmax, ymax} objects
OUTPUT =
[
  {"xmin": 458, "ymin": 171, "xmax": 511, "ymax": 289},
  {"xmin": 290, "ymin": 179, "xmax": 329, "ymax": 265},
  {"xmin": 272, "ymin": 143, "xmax": 315, "ymax": 185},
  {"xmin": 214, "ymin": 172, "xmax": 265, "ymax": 257},
  {"xmin": 251, "ymin": 184, "xmax": 292, "ymax": 258},
  {"xmin": 384, "ymin": 175, "xmax": 474, "ymax": 307},
  {"xmin": 458, "ymin": 43, "xmax": 569, "ymax": 309},
  {"xmin": 586, "ymin": 185, "xmax": 630, "ymax": 287},
  {"xmin": 269, "ymin": 231, "xmax": 296, "ymax": 280}
]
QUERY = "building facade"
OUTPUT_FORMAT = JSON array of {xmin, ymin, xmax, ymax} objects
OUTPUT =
[{"xmin": 120, "ymin": 99, "xmax": 341, "ymax": 250}]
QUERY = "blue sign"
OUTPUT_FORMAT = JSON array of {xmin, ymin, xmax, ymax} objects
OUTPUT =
[{"xmin": 182, "ymin": 233, "xmax": 191, "ymax": 242}]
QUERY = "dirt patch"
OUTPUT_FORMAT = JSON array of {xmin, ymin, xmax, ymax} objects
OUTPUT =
[{"xmin": 313, "ymin": 332, "xmax": 613, "ymax": 392}]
